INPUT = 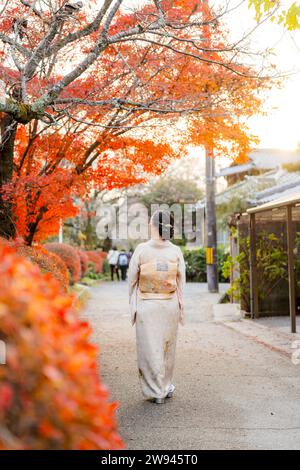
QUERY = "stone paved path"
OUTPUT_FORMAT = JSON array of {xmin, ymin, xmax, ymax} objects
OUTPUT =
[{"xmin": 83, "ymin": 281, "xmax": 300, "ymax": 450}]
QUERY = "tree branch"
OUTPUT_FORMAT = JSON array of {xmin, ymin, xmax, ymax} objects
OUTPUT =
[
  {"xmin": 0, "ymin": 34, "xmax": 31, "ymax": 58},
  {"xmin": 20, "ymin": 0, "xmax": 50, "ymax": 25},
  {"xmin": 102, "ymin": 0, "xmax": 124, "ymax": 37},
  {"xmin": 44, "ymin": 0, "xmax": 114, "ymax": 57}
]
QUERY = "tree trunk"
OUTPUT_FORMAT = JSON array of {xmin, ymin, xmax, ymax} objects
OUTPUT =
[
  {"xmin": 0, "ymin": 115, "xmax": 17, "ymax": 239},
  {"xmin": 205, "ymin": 146, "xmax": 219, "ymax": 293},
  {"xmin": 25, "ymin": 206, "xmax": 48, "ymax": 246}
]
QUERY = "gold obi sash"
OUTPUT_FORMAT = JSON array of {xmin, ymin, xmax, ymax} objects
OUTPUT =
[{"xmin": 139, "ymin": 260, "xmax": 178, "ymax": 299}]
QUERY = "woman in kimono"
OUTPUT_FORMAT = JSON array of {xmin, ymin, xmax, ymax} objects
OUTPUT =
[{"xmin": 128, "ymin": 210, "xmax": 186, "ymax": 404}]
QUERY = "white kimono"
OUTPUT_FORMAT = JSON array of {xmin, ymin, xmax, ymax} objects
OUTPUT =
[{"xmin": 128, "ymin": 239, "xmax": 186, "ymax": 400}]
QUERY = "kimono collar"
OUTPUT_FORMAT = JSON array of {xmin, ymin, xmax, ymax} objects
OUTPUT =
[{"xmin": 148, "ymin": 238, "xmax": 172, "ymax": 248}]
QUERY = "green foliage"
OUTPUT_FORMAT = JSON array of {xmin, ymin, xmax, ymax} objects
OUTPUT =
[
  {"xmin": 81, "ymin": 259, "xmax": 111, "ymax": 285},
  {"xmin": 217, "ymin": 196, "xmax": 249, "ymax": 229},
  {"xmin": 184, "ymin": 248, "xmax": 207, "ymax": 282},
  {"xmin": 141, "ymin": 176, "xmax": 203, "ymax": 209},
  {"xmin": 217, "ymin": 248, "xmax": 231, "ymax": 282},
  {"xmin": 281, "ymin": 2, "xmax": 300, "ymax": 29},
  {"xmin": 141, "ymin": 176, "xmax": 203, "ymax": 246},
  {"xmin": 85, "ymin": 271, "xmax": 102, "ymax": 280},
  {"xmin": 249, "ymin": 0, "xmax": 300, "ymax": 30},
  {"xmin": 102, "ymin": 259, "xmax": 110, "ymax": 275},
  {"xmin": 80, "ymin": 276, "xmax": 101, "ymax": 287},
  {"xmin": 223, "ymin": 231, "xmax": 288, "ymax": 311},
  {"xmin": 223, "ymin": 235, "xmax": 251, "ymax": 310},
  {"xmin": 183, "ymin": 248, "xmax": 229, "ymax": 283}
]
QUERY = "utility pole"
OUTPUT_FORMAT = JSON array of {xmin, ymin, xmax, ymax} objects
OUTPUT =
[
  {"xmin": 205, "ymin": 145, "xmax": 219, "ymax": 293},
  {"xmin": 201, "ymin": 0, "xmax": 219, "ymax": 292}
]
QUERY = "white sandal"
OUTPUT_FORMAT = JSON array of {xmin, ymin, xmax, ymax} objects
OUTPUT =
[
  {"xmin": 154, "ymin": 398, "xmax": 165, "ymax": 404},
  {"xmin": 167, "ymin": 384, "xmax": 175, "ymax": 398}
]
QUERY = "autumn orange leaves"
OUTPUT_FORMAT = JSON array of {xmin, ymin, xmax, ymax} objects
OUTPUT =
[
  {"xmin": 0, "ymin": 1, "xmax": 274, "ymax": 242},
  {"xmin": 0, "ymin": 243, "xmax": 123, "ymax": 450}
]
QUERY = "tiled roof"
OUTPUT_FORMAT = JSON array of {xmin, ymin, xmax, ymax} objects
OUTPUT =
[
  {"xmin": 248, "ymin": 191, "xmax": 300, "ymax": 214},
  {"xmin": 217, "ymin": 149, "xmax": 300, "ymax": 177},
  {"xmin": 250, "ymin": 171, "xmax": 300, "ymax": 205},
  {"xmin": 196, "ymin": 169, "xmax": 300, "ymax": 208}
]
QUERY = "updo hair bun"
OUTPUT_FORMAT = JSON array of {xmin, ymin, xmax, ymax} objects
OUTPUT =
[{"xmin": 151, "ymin": 210, "xmax": 175, "ymax": 240}]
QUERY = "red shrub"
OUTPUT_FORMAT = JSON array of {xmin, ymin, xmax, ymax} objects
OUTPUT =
[
  {"xmin": 0, "ymin": 244, "xmax": 124, "ymax": 450},
  {"xmin": 77, "ymin": 250, "xmax": 89, "ymax": 277},
  {"xmin": 45, "ymin": 243, "xmax": 81, "ymax": 284},
  {"xmin": 18, "ymin": 245, "xmax": 69, "ymax": 292},
  {"xmin": 0, "ymin": 239, "xmax": 69, "ymax": 291},
  {"xmin": 86, "ymin": 251, "xmax": 104, "ymax": 273}
]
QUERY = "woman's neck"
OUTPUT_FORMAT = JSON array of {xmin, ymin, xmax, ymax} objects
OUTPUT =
[{"xmin": 149, "ymin": 237, "xmax": 171, "ymax": 247}]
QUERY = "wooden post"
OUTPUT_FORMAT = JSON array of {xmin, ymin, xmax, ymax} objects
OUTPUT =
[
  {"xmin": 249, "ymin": 213, "xmax": 259, "ymax": 319},
  {"xmin": 287, "ymin": 205, "xmax": 297, "ymax": 333}
]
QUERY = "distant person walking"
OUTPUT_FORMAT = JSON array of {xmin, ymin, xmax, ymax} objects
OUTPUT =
[
  {"xmin": 108, "ymin": 246, "xmax": 120, "ymax": 281},
  {"xmin": 128, "ymin": 210, "xmax": 185, "ymax": 405},
  {"xmin": 128, "ymin": 248, "xmax": 134, "ymax": 264},
  {"xmin": 118, "ymin": 249, "xmax": 129, "ymax": 281}
]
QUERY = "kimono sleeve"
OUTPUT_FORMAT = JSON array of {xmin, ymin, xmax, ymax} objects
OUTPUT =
[
  {"xmin": 128, "ymin": 245, "xmax": 142, "ymax": 325},
  {"xmin": 176, "ymin": 248, "xmax": 186, "ymax": 325}
]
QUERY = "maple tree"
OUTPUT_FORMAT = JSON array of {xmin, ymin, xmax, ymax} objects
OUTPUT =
[
  {"xmin": 0, "ymin": 1, "xmax": 274, "ymax": 242},
  {"xmin": 187, "ymin": 69, "xmax": 269, "ymax": 162},
  {"xmin": 9, "ymin": 122, "xmax": 177, "ymax": 244}
]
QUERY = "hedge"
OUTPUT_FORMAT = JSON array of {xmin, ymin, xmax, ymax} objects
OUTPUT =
[
  {"xmin": 183, "ymin": 248, "xmax": 229, "ymax": 283},
  {"xmin": 0, "ymin": 239, "xmax": 69, "ymax": 291},
  {"xmin": 0, "ymin": 243, "xmax": 124, "ymax": 450},
  {"xmin": 77, "ymin": 249, "xmax": 89, "ymax": 277},
  {"xmin": 45, "ymin": 243, "xmax": 81, "ymax": 285},
  {"xmin": 85, "ymin": 251, "xmax": 106, "ymax": 274}
]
